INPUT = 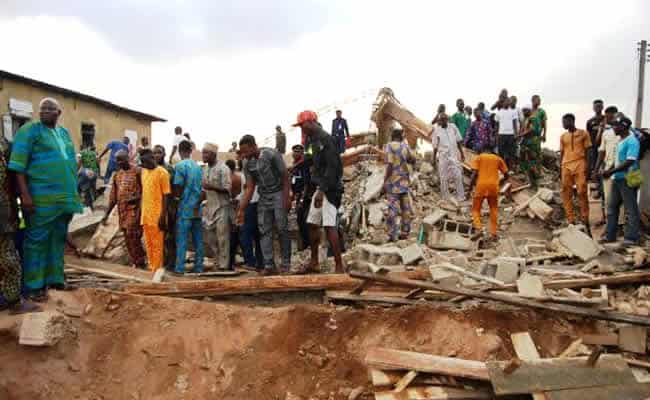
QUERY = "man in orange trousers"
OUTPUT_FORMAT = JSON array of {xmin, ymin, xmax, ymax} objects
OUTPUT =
[
  {"xmin": 139, "ymin": 149, "xmax": 171, "ymax": 271},
  {"xmin": 469, "ymin": 146, "xmax": 509, "ymax": 240}
]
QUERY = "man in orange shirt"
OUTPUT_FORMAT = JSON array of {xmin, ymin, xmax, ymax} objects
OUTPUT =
[
  {"xmin": 139, "ymin": 148, "xmax": 171, "ymax": 272},
  {"xmin": 559, "ymin": 113, "xmax": 592, "ymax": 231},
  {"xmin": 469, "ymin": 146, "xmax": 509, "ymax": 239}
]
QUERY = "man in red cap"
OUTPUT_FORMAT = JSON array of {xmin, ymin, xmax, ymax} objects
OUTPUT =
[{"xmin": 293, "ymin": 111, "xmax": 346, "ymax": 273}]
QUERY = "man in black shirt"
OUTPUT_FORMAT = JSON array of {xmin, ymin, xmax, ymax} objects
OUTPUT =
[
  {"xmin": 290, "ymin": 144, "xmax": 312, "ymax": 250},
  {"xmin": 331, "ymin": 110, "xmax": 350, "ymax": 154},
  {"xmin": 586, "ymin": 99, "xmax": 605, "ymax": 175},
  {"xmin": 294, "ymin": 110, "xmax": 345, "ymax": 273}
]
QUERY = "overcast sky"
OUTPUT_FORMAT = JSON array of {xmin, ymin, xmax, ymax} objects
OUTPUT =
[{"xmin": 1, "ymin": 0, "xmax": 649, "ymax": 150}]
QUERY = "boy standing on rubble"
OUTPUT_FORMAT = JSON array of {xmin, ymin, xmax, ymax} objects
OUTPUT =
[
  {"xmin": 469, "ymin": 146, "xmax": 509, "ymax": 240},
  {"xmin": 559, "ymin": 114, "xmax": 592, "ymax": 232},
  {"xmin": 102, "ymin": 150, "xmax": 146, "ymax": 269},
  {"xmin": 383, "ymin": 128, "xmax": 415, "ymax": 242}
]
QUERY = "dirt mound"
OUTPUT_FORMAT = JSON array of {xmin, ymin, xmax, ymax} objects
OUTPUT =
[{"xmin": 0, "ymin": 289, "xmax": 595, "ymax": 400}]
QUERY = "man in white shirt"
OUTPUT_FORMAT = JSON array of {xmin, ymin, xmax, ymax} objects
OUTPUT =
[
  {"xmin": 432, "ymin": 113, "xmax": 466, "ymax": 201},
  {"xmin": 495, "ymin": 97, "xmax": 519, "ymax": 169},
  {"xmin": 168, "ymin": 126, "xmax": 185, "ymax": 164},
  {"xmin": 593, "ymin": 106, "xmax": 622, "ymax": 225}
]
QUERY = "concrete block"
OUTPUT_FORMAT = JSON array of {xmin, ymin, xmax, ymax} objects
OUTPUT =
[
  {"xmin": 495, "ymin": 262, "xmax": 519, "ymax": 284},
  {"xmin": 489, "ymin": 257, "xmax": 526, "ymax": 269},
  {"xmin": 618, "ymin": 325, "xmax": 647, "ymax": 354},
  {"xmin": 400, "ymin": 244, "xmax": 424, "ymax": 265},
  {"xmin": 516, "ymin": 273, "xmax": 544, "ymax": 297},
  {"xmin": 558, "ymin": 224, "xmax": 603, "ymax": 261},
  {"xmin": 422, "ymin": 210, "xmax": 447, "ymax": 228},
  {"xmin": 19, "ymin": 312, "xmax": 68, "ymax": 346},
  {"xmin": 429, "ymin": 267, "xmax": 461, "ymax": 285},
  {"xmin": 450, "ymin": 254, "xmax": 469, "ymax": 268}
]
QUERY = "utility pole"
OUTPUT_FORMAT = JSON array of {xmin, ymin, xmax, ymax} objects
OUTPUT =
[{"xmin": 635, "ymin": 40, "xmax": 648, "ymax": 128}]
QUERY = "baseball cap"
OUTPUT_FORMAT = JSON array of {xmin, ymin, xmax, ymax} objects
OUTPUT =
[{"xmin": 292, "ymin": 110, "xmax": 318, "ymax": 127}]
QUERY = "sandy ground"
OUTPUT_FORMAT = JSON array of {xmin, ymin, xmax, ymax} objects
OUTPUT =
[{"xmin": 0, "ymin": 289, "xmax": 597, "ymax": 400}]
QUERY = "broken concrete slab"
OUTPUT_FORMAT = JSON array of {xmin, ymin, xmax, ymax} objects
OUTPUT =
[
  {"xmin": 450, "ymin": 254, "xmax": 469, "ymax": 268},
  {"xmin": 400, "ymin": 244, "xmax": 424, "ymax": 265},
  {"xmin": 429, "ymin": 267, "xmax": 461, "ymax": 286},
  {"xmin": 367, "ymin": 202, "xmax": 385, "ymax": 227},
  {"xmin": 618, "ymin": 326, "xmax": 647, "ymax": 354},
  {"xmin": 496, "ymin": 262, "xmax": 519, "ymax": 284},
  {"xmin": 362, "ymin": 168, "xmax": 386, "ymax": 203},
  {"xmin": 422, "ymin": 210, "xmax": 447, "ymax": 228},
  {"xmin": 498, "ymin": 237, "xmax": 523, "ymax": 258},
  {"xmin": 19, "ymin": 312, "xmax": 70, "ymax": 347},
  {"xmin": 82, "ymin": 208, "xmax": 120, "ymax": 258},
  {"xmin": 489, "ymin": 257, "xmax": 526, "ymax": 269},
  {"xmin": 517, "ymin": 273, "xmax": 545, "ymax": 298},
  {"xmin": 68, "ymin": 209, "xmax": 105, "ymax": 235},
  {"xmin": 558, "ymin": 225, "xmax": 603, "ymax": 262}
]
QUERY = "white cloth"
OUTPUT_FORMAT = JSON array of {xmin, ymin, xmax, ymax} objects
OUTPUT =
[
  {"xmin": 306, "ymin": 193, "xmax": 338, "ymax": 227},
  {"xmin": 432, "ymin": 124, "xmax": 463, "ymax": 162},
  {"xmin": 240, "ymin": 172, "xmax": 260, "ymax": 203},
  {"xmin": 598, "ymin": 127, "xmax": 620, "ymax": 169},
  {"xmin": 202, "ymin": 161, "xmax": 232, "ymax": 226},
  {"xmin": 173, "ymin": 134, "xmax": 185, "ymax": 147},
  {"xmin": 437, "ymin": 152, "xmax": 465, "ymax": 202},
  {"xmin": 495, "ymin": 108, "xmax": 519, "ymax": 135}
]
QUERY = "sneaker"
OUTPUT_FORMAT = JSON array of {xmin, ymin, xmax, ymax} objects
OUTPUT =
[{"xmin": 622, "ymin": 240, "xmax": 640, "ymax": 248}]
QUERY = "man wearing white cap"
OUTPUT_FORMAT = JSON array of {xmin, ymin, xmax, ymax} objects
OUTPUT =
[{"xmin": 202, "ymin": 143, "xmax": 232, "ymax": 270}]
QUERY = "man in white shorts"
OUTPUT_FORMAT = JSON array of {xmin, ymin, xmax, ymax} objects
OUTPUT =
[{"xmin": 293, "ymin": 110, "xmax": 346, "ymax": 273}]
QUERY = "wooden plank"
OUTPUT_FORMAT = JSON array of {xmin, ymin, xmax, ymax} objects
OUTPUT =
[
  {"xmin": 365, "ymin": 348, "xmax": 489, "ymax": 381},
  {"xmin": 184, "ymin": 270, "xmax": 241, "ymax": 277},
  {"xmin": 499, "ymin": 271, "xmax": 650, "ymax": 291},
  {"xmin": 393, "ymin": 370, "xmax": 418, "ymax": 392},
  {"xmin": 559, "ymin": 339, "xmax": 584, "ymax": 358},
  {"xmin": 627, "ymin": 358, "xmax": 650, "ymax": 369},
  {"xmin": 581, "ymin": 333, "xmax": 619, "ymax": 346},
  {"xmin": 510, "ymin": 332, "xmax": 546, "ymax": 400},
  {"xmin": 125, "ymin": 270, "xmax": 430, "ymax": 297},
  {"xmin": 350, "ymin": 271, "xmax": 650, "ymax": 326},
  {"xmin": 66, "ymin": 261, "xmax": 152, "ymax": 283},
  {"xmin": 368, "ymin": 369, "xmax": 458, "ymax": 388},
  {"xmin": 374, "ymin": 386, "xmax": 492, "ymax": 400},
  {"xmin": 544, "ymin": 383, "xmax": 650, "ymax": 400},
  {"xmin": 326, "ymin": 291, "xmax": 420, "ymax": 306},
  {"xmin": 487, "ymin": 355, "xmax": 636, "ymax": 395}
]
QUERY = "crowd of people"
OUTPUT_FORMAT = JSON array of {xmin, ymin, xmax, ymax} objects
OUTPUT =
[
  {"xmin": 0, "ymin": 92, "xmax": 647, "ymax": 314},
  {"xmin": 414, "ymin": 90, "xmax": 647, "ymax": 245}
]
